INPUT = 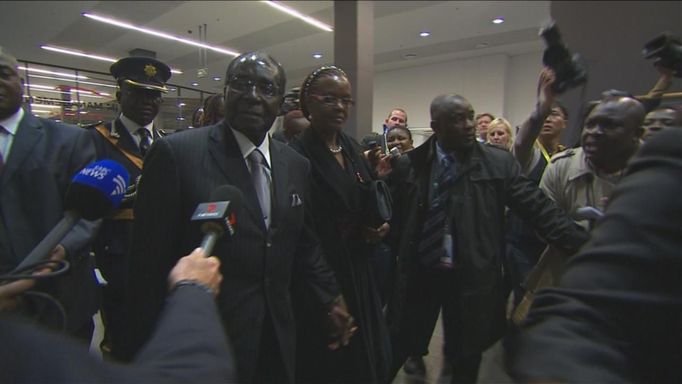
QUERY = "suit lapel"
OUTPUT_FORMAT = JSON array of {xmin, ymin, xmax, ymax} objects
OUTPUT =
[
  {"xmin": 2, "ymin": 112, "xmax": 42, "ymax": 188},
  {"xmin": 207, "ymin": 123, "xmax": 266, "ymax": 231},
  {"xmin": 269, "ymin": 138, "xmax": 289, "ymax": 231},
  {"xmin": 113, "ymin": 118, "xmax": 143, "ymax": 157}
]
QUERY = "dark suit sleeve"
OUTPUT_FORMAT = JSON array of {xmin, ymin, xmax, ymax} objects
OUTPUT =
[
  {"xmin": 121, "ymin": 139, "xmax": 185, "ymax": 360},
  {"xmin": 0, "ymin": 286, "xmax": 234, "ymax": 384},
  {"xmin": 59, "ymin": 127, "xmax": 99, "ymax": 258},
  {"xmin": 508, "ymin": 129, "xmax": 682, "ymax": 383},
  {"xmin": 503, "ymin": 153, "xmax": 588, "ymax": 252}
]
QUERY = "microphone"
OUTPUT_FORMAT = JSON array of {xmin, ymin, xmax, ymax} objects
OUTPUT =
[
  {"xmin": 190, "ymin": 185, "xmax": 243, "ymax": 257},
  {"xmin": 11, "ymin": 160, "xmax": 129, "ymax": 272}
]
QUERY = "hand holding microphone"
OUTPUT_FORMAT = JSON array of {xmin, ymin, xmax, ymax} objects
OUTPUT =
[{"xmin": 191, "ymin": 185, "xmax": 243, "ymax": 257}]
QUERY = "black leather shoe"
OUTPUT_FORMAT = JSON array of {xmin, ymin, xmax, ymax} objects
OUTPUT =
[{"xmin": 403, "ymin": 355, "xmax": 426, "ymax": 375}]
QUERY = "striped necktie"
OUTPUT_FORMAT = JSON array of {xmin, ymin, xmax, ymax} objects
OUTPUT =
[
  {"xmin": 418, "ymin": 154, "xmax": 457, "ymax": 269},
  {"xmin": 137, "ymin": 128, "xmax": 152, "ymax": 156},
  {"xmin": 248, "ymin": 149, "xmax": 272, "ymax": 229}
]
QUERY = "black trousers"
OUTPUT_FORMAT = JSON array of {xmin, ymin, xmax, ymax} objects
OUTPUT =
[
  {"xmin": 254, "ymin": 313, "xmax": 288, "ymax": 384},
  {"xmin": 390, "ymin": 264, "xmax": 482, "ymax": 383}
]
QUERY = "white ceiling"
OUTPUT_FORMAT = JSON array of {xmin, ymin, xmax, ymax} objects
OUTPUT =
[{"xmin": 1, "ymin": 1, "xmax": 550, "ymax": 93}]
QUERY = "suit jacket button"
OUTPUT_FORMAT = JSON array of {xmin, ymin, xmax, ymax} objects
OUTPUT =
[{"xmin": 266, "ymin": 242, "xmax": 272, "ymax": 248}]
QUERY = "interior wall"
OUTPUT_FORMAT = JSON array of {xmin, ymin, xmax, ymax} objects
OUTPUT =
[{"xmin": 372, "ymin": 51, "xmax": 542, "ymax": 146}]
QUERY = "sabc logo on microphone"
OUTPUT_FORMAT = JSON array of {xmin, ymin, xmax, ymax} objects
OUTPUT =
[{"xmin": 72, "ymin": 160, "xmax": 130, "ymax": 206}]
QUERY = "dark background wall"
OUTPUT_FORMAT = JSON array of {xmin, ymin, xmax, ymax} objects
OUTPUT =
[{"xmin": 551, "ymin": 0, "xmax": 682, "ymax": 145}]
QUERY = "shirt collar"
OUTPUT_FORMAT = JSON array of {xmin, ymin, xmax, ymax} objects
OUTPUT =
[
  {"xmin": 231, "ymin": 127, "xmax": 271, "ymax": 168},
  {"xmin": 0, "ymin": 108, "xmax": 24, "ymax": 135},
  {"xmin": 434, "ymin": 139, "xmax": 454, "ymax": 165},
  {"xmin": 119, "ymin": 113, "xmax": 153, "ymax": 137}
]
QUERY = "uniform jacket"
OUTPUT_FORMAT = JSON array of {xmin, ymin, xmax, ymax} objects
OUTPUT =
[
  {"xmin": 0, "ymin": 111, "xmax": 98, "ymax": 332},
  {"xmin": 386, "ymin": 136, "xmax": 587, "ymax": 355},
  {"xmin": 122, "ymin": 122, "xmax": 340, "ymax": 383}
]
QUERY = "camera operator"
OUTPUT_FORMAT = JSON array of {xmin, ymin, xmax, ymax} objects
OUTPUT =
[{"xmin": 0, "ymin": 248, "xmax": 235, "ymax": 383}]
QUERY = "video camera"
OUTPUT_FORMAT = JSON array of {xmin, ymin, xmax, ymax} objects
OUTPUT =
[
  {"xmin": 642, "ymin": 32, "xmax": 682, "ymax": 77},
  {"xmin": 540, "ymin": 21, "xmax": 588, "ymax": 93}
]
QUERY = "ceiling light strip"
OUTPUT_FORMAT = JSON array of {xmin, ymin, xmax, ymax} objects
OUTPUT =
[
  {"xmin": 28, "ymin": 74, "xmax": 118, "ymax": 89},
  {"xmin": 18, "ymin": 66, "xmax": 88, "ymax": 79},
  {"xmin": 82, "ymin": 12, "xmax": 240, "ymax": 57},
  {"xmin": 41, "ymin": 45, "xmax": 183, "ymax": 74},
  {"xmin": 262, "ymin": 1, "xmax": 333, "ymax": 32}
]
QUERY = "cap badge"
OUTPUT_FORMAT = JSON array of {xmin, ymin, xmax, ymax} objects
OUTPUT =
[{"xmin": 144, "ymin": 64, "xmax": 157, "ymax": 78}]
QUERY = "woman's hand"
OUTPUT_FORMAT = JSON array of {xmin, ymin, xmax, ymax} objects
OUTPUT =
[{"xmin": 362, "ymin": 222, "xmax": 390, "ymax": 244}]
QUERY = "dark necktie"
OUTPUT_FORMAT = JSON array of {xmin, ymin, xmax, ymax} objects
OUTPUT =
[
  {"xmin": 137, "ymin": 128, "xmax": 152, "ymax": 156},
  {"xmin": 248, "ymin": 149, "xmax": 272, "ymax": 228},
  {"xmin": 418, "ymin": 155, "xmax": 457, "ymax": 269},
  {"xmin": 0, "ymin": 125, "xmax": 7, "ymax": 173}
]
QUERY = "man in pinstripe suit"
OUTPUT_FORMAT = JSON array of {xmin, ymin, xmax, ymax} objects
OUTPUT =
[{"xmin": 122, "ymin": 51, "xmax": 353, "ymax": 384}]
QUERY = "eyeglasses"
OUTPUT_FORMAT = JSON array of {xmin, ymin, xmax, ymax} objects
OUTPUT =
[
  {"xmin": 227, "ymin": 76, "xmax": 279, "ymax": 97},
  {"xmin": 309, "ymin": 94, "xmax": 355, "ymax": 107}
]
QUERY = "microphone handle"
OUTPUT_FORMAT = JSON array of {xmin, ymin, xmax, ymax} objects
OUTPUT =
[
  {"xmin": 199, "ymin": 231, "xmax": 219, "ymax": 257},
  {"xmin": 12, "ymin": 211, "xmax": 80, "ymax": 272}
]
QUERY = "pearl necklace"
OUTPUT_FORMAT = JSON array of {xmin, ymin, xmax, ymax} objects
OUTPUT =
[{"xmin": 328, "ymin": 145, "xmax": 343, "ymax": 154}]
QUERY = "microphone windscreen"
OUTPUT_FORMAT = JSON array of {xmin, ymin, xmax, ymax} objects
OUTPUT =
[
  {"xmin": 209, "ymin": 185, "xmax": 244, "ymax": 209},
  {"xmin": 65, "ymin": 160, "xmax": 130, "ymax": 220}
]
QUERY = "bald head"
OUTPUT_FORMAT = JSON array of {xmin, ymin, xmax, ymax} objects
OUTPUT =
[
  {"xmin": 0, "ymin": 47, "xmax": 23, "ymax": 120},
  {"xmin": 430, "ymin": 94, "xmax": 476, "ymax": 152},
  {"xmin": 581, "ymin": 95, "xmax": 645, "ymax": 172}
]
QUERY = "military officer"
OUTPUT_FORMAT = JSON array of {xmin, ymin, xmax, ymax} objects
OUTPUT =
[{"xmin": 87, "ymin": 56, "xmax": 171, "ymax": 360}]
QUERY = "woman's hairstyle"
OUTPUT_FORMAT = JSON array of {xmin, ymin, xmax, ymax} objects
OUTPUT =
[
  {"xmin": 386, "ymin": 125, "xmax": 412, "ymax": 140},
  {"xmin": 200, "ymin": 93, "xmax": 224, "ymax": 126},
  {"xmin": 486, "ymin": 117, "xmax": 514, "ymax": 150},
  {"xmin": 299, "ymin": 65, "xmax": 349, "ymax": 120}
]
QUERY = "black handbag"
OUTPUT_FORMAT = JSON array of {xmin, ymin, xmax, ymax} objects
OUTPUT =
[{"xmin": 366, "ymin": 179, "xmax": 393, "ymax": 227}]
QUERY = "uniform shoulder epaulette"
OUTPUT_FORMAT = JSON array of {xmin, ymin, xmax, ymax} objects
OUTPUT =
[{"xmin": 549, "ymin": 148, "xmax": 576, "ymax": 163}]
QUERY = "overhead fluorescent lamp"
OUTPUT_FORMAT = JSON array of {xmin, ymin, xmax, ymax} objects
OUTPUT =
[
  {"xmin": 18, "ymin": 66, "xmax": 88, "ymax": 80},
  {"xmin": 29, "ymin": 74, "xmax": 118, "ymax": 89},
  {"xmin": 31, "ymin": 104, "xmax": 62, "ymax": 109},
  {"xmin": 41, "ymin": 45, "xmax": 183, "ymax": 74},
  {"xmin": 83, "ymin": 12, "xmax": 240, "ymax": 57},
  {"xmin": 262, "ymin": 1, "xmax": 333, "ymax": 32}
]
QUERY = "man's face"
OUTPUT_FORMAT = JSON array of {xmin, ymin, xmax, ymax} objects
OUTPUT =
[
  {"xmin": 0, "ymin": 56, "xmax": 23, "ymax": 120},
  {"xmin": 476, "ymin": 115, "xmax": 492, "ymax": 140},
  {"xmin": 581, "ymin": 99, "xmax": 643, "ymax": 170},
  {"xmin": 385, "ymin": 110, "xmax": 407, "ymax": 129},
  {"xmin": 642, "ymin": 108, "xmax": 679, "ymax": 141},
  {"xmin": 432, "ymin": 97, "xmax": 476, "ymax": 152},
  {"xmin": 224, "ymin": 56, "xmax": 284, "ymax": 144},
  {"xmin": 540, "ymin": 106, "xmax": 567, "ymax": 140},
  {"xmin": 117, "ymin": 82, "xmax": 163, "ymax": 126}
]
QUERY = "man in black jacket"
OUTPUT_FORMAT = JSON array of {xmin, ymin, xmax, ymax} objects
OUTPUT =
[
  {"xmin": 1, "ymin": 248, "xmax": 235, "ymax": 383},
  {"xmin": 386, "ymin": 94, "xmax": 587, "ymax": 383}
]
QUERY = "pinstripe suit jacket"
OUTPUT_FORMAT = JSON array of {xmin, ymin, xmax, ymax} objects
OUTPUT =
[{"xmin": 123, "ymin": 122, "xmax": 339, "ymax": 383}]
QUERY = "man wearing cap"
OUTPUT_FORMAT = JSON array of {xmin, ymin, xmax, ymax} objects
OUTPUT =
[{"xmin": 87, "ymin": 56, "xmax": 171, "ymax": 359}]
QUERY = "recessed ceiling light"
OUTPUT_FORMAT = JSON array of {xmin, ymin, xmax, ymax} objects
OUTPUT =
[
  {"xmin": 312, "ymin": 53, "xmax": 323, "ymax": 59},
  {"xmin": 419, "ymin": 31, "xmax": 431, "ymax": 37},
  {"xmin": 492, "ymin": 17, "xmax": 505, "ymax": 24},
  {"xmin": 83, "ymin": 12, "xmax": 240, "ymax": 56},
  {"xmin": 191, "ymin": 82, "xmax": 199, "ymax": 87},
  {"xmin": 403, "ymin": 53, "xmax": 418, "ymax": 59},
  {"xmin": 212, "ymin": 76, "xmax": 221, "ymax": 81}
]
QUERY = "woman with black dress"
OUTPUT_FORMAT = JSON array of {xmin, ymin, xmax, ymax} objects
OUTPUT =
[{"xmin": 290, "ymin": 65, "xmax": 391, "ymax": 384}]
